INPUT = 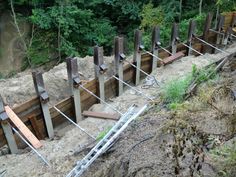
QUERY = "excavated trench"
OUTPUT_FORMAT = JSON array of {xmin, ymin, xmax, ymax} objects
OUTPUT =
[{"xmin": 0, "ymin": 44, "xmax": 235, "ymax": 176}]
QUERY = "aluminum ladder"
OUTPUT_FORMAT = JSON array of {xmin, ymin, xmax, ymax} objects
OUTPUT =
[{"xmin": 66, "ymin": 104, "xmax": 148, "ymax": 177}]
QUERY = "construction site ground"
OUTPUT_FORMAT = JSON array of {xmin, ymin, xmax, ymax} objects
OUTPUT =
[{"xmin": 0, "ymin": 44, "xmax": 236, "ymax": 177}]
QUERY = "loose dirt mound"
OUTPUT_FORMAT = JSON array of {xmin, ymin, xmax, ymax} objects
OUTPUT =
[{"xmin": 0, "ymin": 56, "xmax": 113, "ymax": 107}]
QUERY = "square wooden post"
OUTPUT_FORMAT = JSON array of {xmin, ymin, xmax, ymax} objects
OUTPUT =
[
  {"xmin": 231, "ymin": 13, "xmax": 236, "ymax": 28},
  {"xmin": 215, "ymin": 15, "xmax": 225, "ymax": 50},
  {"xmin": 66, "ymin": 58, "xmax": 82, "ymax": 123},
  {"xmin": 0, "ymin": 96, "xmax": 18, "ymax": 154},
  {"xmin": 133, "ymin": 30, "xmax": 143, "ymax": 86},
  {"xmin": 222, "ymin": 27, "xmax": 233, "ymax": 46},
  {"xmin": 32, "ymin": 71, "xmax": 54, "ymax": 138},
  {"xmin": 201, "ymin": 13, "xmax": 213, "ymax": 53},
  {"xmin": 114, "ymin": 37, "xmax": 125, "ymax": 96},
  {"xmin": 151, "ymin": 26, "xmax": 160, "ymax": 71},
  {"xmin": 94, "ymin": 46, "xmax": 107, "ymax": 101},
  {"xmin": 170, "ymin": 23, "xmax": 179, "ymax": 55},
  {"xmin": 186, "ymin": 20, "xmax": 196, "ymax": 56}
]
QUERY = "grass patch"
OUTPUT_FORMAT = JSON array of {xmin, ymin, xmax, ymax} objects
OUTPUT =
[
  {"xmin": 96, "ymin": 126, "xmax": 112, "ymax": 141},
  {"xmin": 161, "ymin": 74, "xmax": 192, "ymax": 106},
  {"xmin": 161, "ymin": 64, "xmax": 218, "ymax": 110},
  {"xmin": 192, "ymin": 64, "xmax": 217, "ymax": 84},
  {"xmin": 210, "ymin": 141, "xmax": 236, "ymax": 176}
]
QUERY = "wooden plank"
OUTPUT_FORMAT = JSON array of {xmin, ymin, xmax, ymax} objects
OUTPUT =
[
  {"xmin": 82, "ymin": 111, "xmax": 120, "ymax": 120},
  {"xmin": 13, "ymin": 96, "xmax": 39, "ymax": 114},
  {"xmin": 28, "ymin": 115, "xmax": 43, "ymax": 139},
  {"xmin": 5, "ymin": 106, "xmax": 42, "ymax": 149},
  {"xmin": 163, "ymin": 51, "xmax": 185, "ymax": 65}
]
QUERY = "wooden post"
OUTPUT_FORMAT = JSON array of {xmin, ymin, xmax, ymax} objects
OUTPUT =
[
  {"xmin": 222, "ymin": 27, "xmax": 233, "ymax": 46},
  {"xmin": 215, "ymin": 15, "xmax": 225, "ymax": 47},
  {"xmin": 32, "ymin": 71, "xmax": 54, "ymax": 138},
  {"xmin": 170, "ymin": 23, "xmax": 179, "ymax": 55},
  {"xmin": 114, "ymin": 37, "xmax": 125, "ymax": 96},
  {"xmin": 66, "ymin": 58, "xmax": 82, "ymax": 123},
  {"xmin": 133, "ymin": 30, "xmax": 142, "ymax": 86},
  {"xmin": 202, "ymin": 13, "xmax": 213, "ymax": 53},
  {"xmin": 0, "ymin": 96, "xmax": 18, "ymax": 154},
  {"xmin": 186, "ymin": 20, "xmax": 196, "ymax": 56},
  {"xmin": 151, "ymin": 26, "xmax": 160, "ymax": 71},
  {"xmin": 231, "ymin": 13, "xmax": 236, "ymax": 27},
  {"xmin": 94, "ymin": 46, "xmax": 106, "ymax": 101}
]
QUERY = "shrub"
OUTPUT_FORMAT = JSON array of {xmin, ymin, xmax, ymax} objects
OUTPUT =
[{"xmin": 161, "ymin": 74, "xmax": 192, "ymax": 105}]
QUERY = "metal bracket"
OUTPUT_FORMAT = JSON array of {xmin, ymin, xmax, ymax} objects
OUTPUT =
[
  {"xmin": 39, "ymin": 91, "xmax": 49, "ymax": 104},
  {"xmin": 73, "ymin": 76, "xmax": 81, "ymax": 88},
  {"xmin": 139, "ymin": 45, "xmax": 145, "ymax": 51},
  {"xmin": 99, "ymin": 63, "xmax": 108, "ymax": 74},
  {"xmin": 119, "ymin": 53, "xmax": 126, "ymax": 62}
]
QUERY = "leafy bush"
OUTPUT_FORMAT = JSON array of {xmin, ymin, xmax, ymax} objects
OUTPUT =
[{"xmin": 161, "ymin": 74, "xmax": 192, "ymax": 105}]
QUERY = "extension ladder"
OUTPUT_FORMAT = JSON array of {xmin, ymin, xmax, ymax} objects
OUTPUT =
[{"xmin": 66, "ymin": 104, "xmax": 148, "ymax": 177}]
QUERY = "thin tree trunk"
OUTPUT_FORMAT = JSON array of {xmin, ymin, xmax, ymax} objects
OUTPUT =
[
  {"xmin": 10, "ymin": 0, "xmax": 31, "ymax": 66},
  {"xmin": 179, "ymin": 0, "xmax": 182, "ymax": 21},
  {"xmin": 199, "ymin": 0, "xmax": 203, "ymax": 16}
]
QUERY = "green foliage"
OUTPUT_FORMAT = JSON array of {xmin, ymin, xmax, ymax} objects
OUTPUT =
[
  {"xmin": 141, "ymin": 3, "xmax": 164, "ymax": 29},
  {"xmin": 161, "ymin": 64, "xmax": 217, "ymax": 108},
  {"xmin": 161, "ymin": 74, "xmax": 192, "ymax": 105},
  {"xmin": 96, "ymin": 126, "xmax": 112, "ymax": 141},
  {"xmin": 7, "ymin": 0, "xmax": 236, "ymax": 68},
  {"xmin": 192, "ymin": 64, "xmax": 217, "ymax": 84},
  {"xmin": 141, "ymin": 3, "xmax": 164, "ymax": 49}
]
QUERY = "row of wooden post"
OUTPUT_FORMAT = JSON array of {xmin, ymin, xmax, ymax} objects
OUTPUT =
[{"xmin": 0, "ymin": 12, "xmax": 235, "ymax": 154}]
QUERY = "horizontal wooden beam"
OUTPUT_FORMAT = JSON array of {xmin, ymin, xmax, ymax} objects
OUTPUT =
[{"xmin": 82, "ymin": 111, "xmax": 120, "ymax": 120}]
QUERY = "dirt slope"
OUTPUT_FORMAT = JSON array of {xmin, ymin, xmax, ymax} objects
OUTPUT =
[{"xmin": 0, "ymin": 44, "xmax": 235, "ymax": 177}]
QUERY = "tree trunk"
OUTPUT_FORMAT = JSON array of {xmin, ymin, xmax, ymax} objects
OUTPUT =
[
  {"xmin": 199, "ymin": 0, "xmax": 203, "ymax": 16},
  {"xmin": 179, "ymin": 0, "xmax": 182, "ymax": 21}
]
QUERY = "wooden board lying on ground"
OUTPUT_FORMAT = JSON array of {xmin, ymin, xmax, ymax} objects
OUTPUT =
[
  {"xmin": 82, "ymin": 111, "xmax": 120, "ymax": 120},
  {"xmin": 5, "ymin": 106, "xmax": 42, "ymax": 149},
  {"xmin": 163, "ymin": 51, "xmax": 185, "ymax": 65}
]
